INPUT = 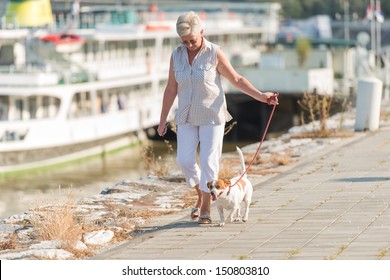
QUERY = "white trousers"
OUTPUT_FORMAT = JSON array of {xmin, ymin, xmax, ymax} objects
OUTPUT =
[{"xmin": 176, "ymin": 123, "xmax": 225, "ymax": 193}]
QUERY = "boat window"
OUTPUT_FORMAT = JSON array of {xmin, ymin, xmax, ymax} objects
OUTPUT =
[
  {"xmin": 32, "ymin": 96, "xmax": 61, "ymax": 119},
  {"xmin": 96, "ymin": 90, "xmax": 110, "ymax": 114},
  {"xmin": 93, "ymin": 41, "xmax": 100, "ymax": 61},
  {"xmin": 84, "ymin": 41, "xmax": 95, "ymax": 63},
  {"xmin": 223, "ymin": 34, "xmax": 229, "ymax": 44},
  {"xmin": 158, "ymin": 79, "xmax": 168, "ymax": 94},
  {"xmin": 28, "ymin": 96, "xmax": 37, "ymax": 119},
  {"xmin": 128, "ymin": 40, "xmax": 137, "ymax": 59},
  {"xmin": 69, "ymin": 92, "xmax": 92, "ymax": 118},
  {"xmin": 143, "ymin": 39, "xmax": 155, "ymax": 48},
  {"xmin": 119, "ymin": 41, "xmax": 127, "ymax": 58},
  {"xmin": 13, "ymin": 99, "xmax": 24, "ymax": 121},
  {"xmin": 161, "ymin": 37, "xmax": 178, "ymax": 62},
  {"xmin": 42, "ymin": 96, "xmax": 50, "ymax": 118},
  {"xmin": 108, "ymin": 41, "xmax": 118, "ymax": 59},
  {"xmin": 0, "ymin": 96, "xmax": 9, "ymax": 121},
  {"xmin": 0, "ymin": 45, "xmax": 14, "ymax": 66}
]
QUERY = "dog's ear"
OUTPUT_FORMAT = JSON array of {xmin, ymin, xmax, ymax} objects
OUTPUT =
[{"xmin": 223, "ymin": 179, "xmax": 232, "ymax": 186}]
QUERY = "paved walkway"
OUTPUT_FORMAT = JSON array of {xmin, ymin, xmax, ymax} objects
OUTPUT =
[{"xmin": 93, "ymin": 124, "xmax": 390, "ymax": 260}]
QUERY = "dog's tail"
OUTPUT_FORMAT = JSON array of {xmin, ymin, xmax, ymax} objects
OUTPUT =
[{"xmin": 236, "ymin": 146, "xmax": 247, "ymax": 177}]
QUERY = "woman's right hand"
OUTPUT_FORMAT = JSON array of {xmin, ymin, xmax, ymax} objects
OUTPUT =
[{"xmin": 157, "ymin": 121, "xmax": 168, "ymax": 137}]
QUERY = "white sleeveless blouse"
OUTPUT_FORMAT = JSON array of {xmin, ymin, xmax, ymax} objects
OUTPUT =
[{"xmin": 172, "ymin": 38, "xmax": 232, "ymax": 125}]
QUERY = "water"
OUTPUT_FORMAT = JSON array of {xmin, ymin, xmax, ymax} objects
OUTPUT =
[
  {"xmin": 0, "ymin": 139, "xmax": 254, "ymax": 219},
  {"xmin": 0, "ymin": 143, "xmax": 155, "ymax": 219}
]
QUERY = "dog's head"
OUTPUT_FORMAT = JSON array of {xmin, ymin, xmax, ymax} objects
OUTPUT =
[{"xmin": 207, "ymin": 179, "xmax": 232, "ymax": 201}]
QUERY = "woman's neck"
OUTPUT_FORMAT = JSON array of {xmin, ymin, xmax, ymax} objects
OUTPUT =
[{"xmin": 187, "ymin": 37, "xmax": 203, "ymax": 65}]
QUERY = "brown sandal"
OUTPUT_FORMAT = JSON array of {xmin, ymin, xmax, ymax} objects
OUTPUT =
[
  {"xmin": 191, "ymin": 208, "xmax": 200, "ymax": 220},
  {"xmin": 198, "ymin": 215, "xmax": 212, "ymax": 224}
]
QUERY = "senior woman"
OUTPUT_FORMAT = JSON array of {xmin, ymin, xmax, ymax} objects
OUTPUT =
[{"xmin": 157, "ymin": 11, "xmax": 278, "ymax": 224}]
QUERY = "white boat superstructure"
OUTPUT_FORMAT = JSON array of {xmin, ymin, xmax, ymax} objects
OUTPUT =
[{"xmin": 0, "ymin": 2, "xmax": 281, "ymax": 174}]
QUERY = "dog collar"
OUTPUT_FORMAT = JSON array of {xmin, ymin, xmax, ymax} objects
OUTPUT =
[
  {"xmin": 226, "ymin": 186, "xmax": 232, "ymax": 197},
  {"xmin": 217, "ymin": 186, "xmax": 232, "ymax": 198}
]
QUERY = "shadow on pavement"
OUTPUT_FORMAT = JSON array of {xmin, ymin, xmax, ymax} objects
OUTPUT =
[{"xmin": 333, "ymin": 177, "xmax": 390, "ymax": 182}]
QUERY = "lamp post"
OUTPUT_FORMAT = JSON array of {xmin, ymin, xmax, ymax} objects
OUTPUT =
[
  {"xmin": 370, "ymin": 0, "xmax": 376, "ymax": 64},
  {"xmin": 376, "ymin": 0, "xmax": 382, "ymax": 69},
  {"xmin": 344, "ymin": 0, "xmax": 350, "ymax": 42},
  {"xmin": 342, "ymin": 0, "xmax": 350, "ymax": 95}
]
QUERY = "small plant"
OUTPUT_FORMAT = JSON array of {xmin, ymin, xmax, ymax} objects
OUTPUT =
[
  {"xmin": 297, "ymin": 92, "xmax": 334, "ymax": 138},
  {"xmin": 218, "ymin": 158, "xmax": 240, "ymax": 179},
  {"xmin": 295, "ymin": 37, "xmax": 312, "ymax": 67},
  {"xmin": 0, "ymin": 233, "xmax": 19, "ymax": 250},
  {"xmin": 270, "ymin": 152, "xmax": 291, "ymax": 166},
  {"xmin": 298, "ymin": 92, "xmax": 333, "ymax": 134},
  {"xmin": 378, "ymin": 249, "xmax": 388, "ymax": 259},
  {"xmin": 295, "ymin": 92, "xmax": 354, "ymax": 139},
  {"xmin": 288, "ymin": 249, "xmax": 301, "ymax": 257},
  {"xmin": 141, "ymin": 140, "xmax": 173, "ymax": 177},
  {"xmin": 29, "ymin": 189, "xmax": 82, "ymax": 243}
]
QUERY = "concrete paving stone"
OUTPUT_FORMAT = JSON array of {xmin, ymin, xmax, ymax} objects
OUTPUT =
[
  {"xmin": 159, "ymin": 248, "xmax": 210, "ymax": 258},
  {"xmin": 295, "ymin": 248, "xmax": 339, "ymax": 258},
  {"xmin": 107, "ymin": 254, "xmax": 164, "ymax": 260},
  {"xmin": 91, "ymin": 118, "xmax": 390, "ymax": 260},
  {"xmin": 198, "ymin": 252, "xmax": 249, "ymax": 260},
  {"xmin": 360, "ymin": 226, "xmax": 390, "ymax": 233},
  {"xmin": 287, "ymin": 254, "xmax": 329, "ymax": 260},
  {"xmin": 340, "ymin": 247, "xmax": 389, "ymax": 257},
  {"xmin": 249, "ymin": 246, "xmax": 295, "ymax": 255},
  {"xmin": 128, "ymin": 243, "xmax": 183, "ymax": 250},
  {"xmin": 334, "ymin": 255, "xmax": 379, "ymax": 260},
  {"xmin": 249, "ymin": 253, "xmax": 290, "ymax": 260},
  {"xmin": 347, "ymin": 235, "xmax": 390, "ymax": 242}
]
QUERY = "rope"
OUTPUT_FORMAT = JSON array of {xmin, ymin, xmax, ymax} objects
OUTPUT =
[{"xmin": 230, "ymin": 93, "xmax": 279, "ymax": 188}]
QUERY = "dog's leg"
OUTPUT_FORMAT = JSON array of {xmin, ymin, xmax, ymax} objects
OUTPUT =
[
  {"xmin": 242, "ymin": 201, "xmax": 250, "ymax": 222},
  {"xmin": 242, "ymin": 191, "xmax": 253, "ymax": 222},
  {"xmin": 228, "ymin": 205, "xmax": 240, "ymax": 223},
  {"xmin": 217, "ymin": 204, "xmax": 225, "ymax": 227},
  {"xmin": 233, "ymin": 206, "xmax": 241, "ymax": 222}
]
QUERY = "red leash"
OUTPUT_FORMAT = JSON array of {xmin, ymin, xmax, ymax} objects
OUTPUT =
[{"xmin": 230, "ymin": 92, "xmax": 279, "ymax": 188}]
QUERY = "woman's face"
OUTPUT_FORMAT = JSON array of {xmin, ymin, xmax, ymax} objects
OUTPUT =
[{"xmin": 181, "ymin": 31, "xmax": 203, "ymax": 51}]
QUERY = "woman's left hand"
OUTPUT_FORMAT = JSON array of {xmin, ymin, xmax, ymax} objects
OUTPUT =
[{"xmin": 265, "ymin": 92, "xmax": 279, "ymax": 105}]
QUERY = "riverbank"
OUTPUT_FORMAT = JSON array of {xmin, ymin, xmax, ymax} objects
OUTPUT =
[{"xmin": 0, "ymin": 102, "xmax": 388, "ymax": 260}]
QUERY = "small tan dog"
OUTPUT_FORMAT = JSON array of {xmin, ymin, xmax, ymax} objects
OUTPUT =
[{"xmin": 207, "ymin": 147, "xmax": 253, "ymax": 226}]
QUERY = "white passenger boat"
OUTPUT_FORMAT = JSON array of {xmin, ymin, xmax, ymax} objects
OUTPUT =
[{"xmin": 0, "ymin": 0, "xmax": 280, "ymax": 175}]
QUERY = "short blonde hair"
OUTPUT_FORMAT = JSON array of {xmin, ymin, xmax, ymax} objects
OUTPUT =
[{"xmin": 176, "ymin": 11, "xmax": 203, "ymax": 37}]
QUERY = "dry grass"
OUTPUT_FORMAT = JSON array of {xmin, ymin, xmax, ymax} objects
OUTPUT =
[
  {"xmin": 217, "ymin": 149, "xmax": 292, "ymax": 178},
  {"xmin": 179, "ymin": 190, "xmax": 198, "ymax": 208},
  {"xmin": 103, "ymin": 201, "xmax": 174, "ymax": 221},
  {"xmin": 298, "ymin": 92, "xmax": 333, "ymax": 137},
  {"xmin": 381, "ymin": 110, "xmax": 390, "ymax": 122},
  {"xmin": 0, "ymin": 233, "xmax": 19, "ymax": 250},
  {"xmin": 270, "ymin": 152, "xmax": 291, "ymax": 166},
  {"xmin": 290, "ymin": 129, "xmax": 354, "ymax": 139},
  {"xmin": 29, "ymin": 190, "xmax": 82, "ymax": 243},
  {"xmin": 141, "ymin": 140, "xmax": 174, "ymax": 177},
  {"xmin": 296, "ymin": 92, "xmax": 353, "ymax": 139},
  {"xmin": 219, "ymin": 158, "xmax": 240, "ymax": 179}
]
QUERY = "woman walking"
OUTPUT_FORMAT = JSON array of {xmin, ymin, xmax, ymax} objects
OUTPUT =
[{"xmin": 157, "ymin": 11, "xmax": 278, "ymax": 224}]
